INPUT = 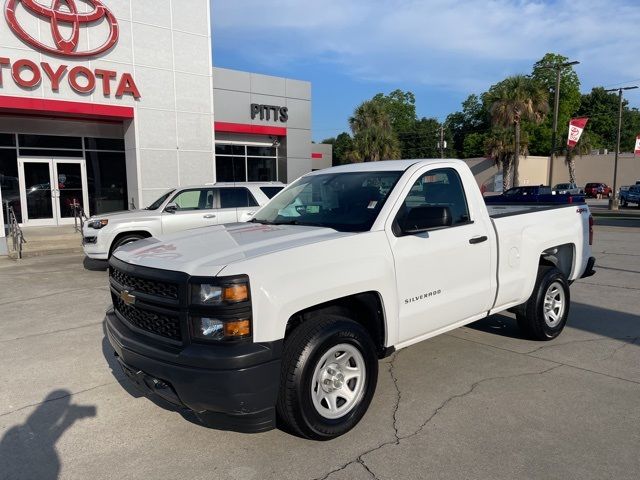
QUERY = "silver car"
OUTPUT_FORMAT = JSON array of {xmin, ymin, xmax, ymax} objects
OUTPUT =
[{"xmin": 553, "ymin": 183, "xmax": 583, "ymax": 195}]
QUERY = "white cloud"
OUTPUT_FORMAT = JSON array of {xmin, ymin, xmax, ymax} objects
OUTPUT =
[{"xmin": 212, "ymin": 0, "xmax": 640, "ymax": 98}]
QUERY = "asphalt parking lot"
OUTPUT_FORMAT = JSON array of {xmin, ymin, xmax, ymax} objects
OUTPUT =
[{"xmin": 1, "ymin": 222, "xmax": 639, "ymax": 480}]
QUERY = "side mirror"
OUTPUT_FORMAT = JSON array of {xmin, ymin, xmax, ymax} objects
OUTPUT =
[
  {"xmin": 164, "ymin": 202, "xmax": 178, "ymax": 214},
  {"xmin": 400, "ymin": 206, "xmax": 452, "ymax": 234}
]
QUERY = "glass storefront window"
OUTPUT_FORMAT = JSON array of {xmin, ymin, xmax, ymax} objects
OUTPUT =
[
  {"xmin": 215, "ymin": 143, "xmax": 278, "ymax": 182},
  {"xmin": 18, "ymin": 134, "xmax": 82, "ymax": 150},
  {"xmin": 85, "ymin": 137, "xmax": 125, "ymax": 151},
  {"xmin": 85, "ymin": 151, "xmax": 128, "ymax": 215},
  {"xmin": 0, "ymin": 148, "xmax": 21, "ymax": 223},
  {"xmin": 216, "ymin": 155, "xmax": 246, "ymax": 182},
  {"xmin": 247, "ymin": 157, "xmax": 276, "ymax": 182}
]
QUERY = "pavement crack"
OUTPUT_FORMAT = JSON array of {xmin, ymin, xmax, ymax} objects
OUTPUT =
[
  {"xmin": 0, "ymin": 381, "xmax": 118, "ymax": 418},
  {"xmin": 524, "ymin": 336, "xmax": 638, "ymax": 355},
  {"xmin": 577, "ymin": 281, "xmax": 640, "ymax": 291},
  {"xmin": 601, "ymin": 337, "xmax": 639, "ymax": 361},
  {"xmin": 0, "ymin": 321, "xmax": 105, "ymax": 343},
  {"xmin": 403, "ymin": 364, "xmax": 563, "ymax": 442},
  {"xmin": 0, "ymin": 285, "xmax": 109, "ymax": 306},
  {"xmin": 311, "ymin": 353, "xmax": 403, "ymax": 480}
]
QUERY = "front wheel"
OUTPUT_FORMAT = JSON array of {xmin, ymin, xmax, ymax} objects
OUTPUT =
[
  {"xmin": 109, "ymin": 234, "xmax": 145, "ymax": 257},
  {"xmin": 517, "ymin": 266, "xmax": 570, "ymax": 341},
  {"xmin": 277, "ymin": 315, "xmax": 378, "ymax": 440}
]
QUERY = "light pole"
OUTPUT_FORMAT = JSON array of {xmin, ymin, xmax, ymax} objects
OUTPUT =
[
  {"xmin": 605, "ymin": 85, "xmax": 638, "ymax": 210},
  {"xmin": 541, "ymin": 60, "xmax": 580, "ymax": 186}
]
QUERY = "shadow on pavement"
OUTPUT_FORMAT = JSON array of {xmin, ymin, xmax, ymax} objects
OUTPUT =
[
  {"xmin": 83, "ymin": 257, "xmax": 109, "ymax": 272},
  {"xmin": 470, "ymin": 302, "xmax": 640, "ymax": 347},
  {"xmin": 0, "ymin": 391, "xmax": 96, "ymax": 480}
]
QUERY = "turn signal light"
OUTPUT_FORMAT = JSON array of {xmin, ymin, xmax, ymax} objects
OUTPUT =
[
  {"xmin": 223, "ymin": 284, "xmax": 248, "ymax": 302},
  {"xmin": 224, "ymin": 319, "xmax": 251, "ymax": 337}
]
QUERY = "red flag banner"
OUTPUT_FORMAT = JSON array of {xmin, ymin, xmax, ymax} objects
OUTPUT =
[
  {"xmin": 635, "ymin": 134, "xmax": 640, "ymax": 156},
  {"xmin": 567, "ymin": 117, "xmax": 589, "ymax": 148}
]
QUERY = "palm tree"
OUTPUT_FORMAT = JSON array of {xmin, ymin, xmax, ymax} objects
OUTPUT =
[
  {"xmin": 564, "ymin": 132, "xmax": 591, "ymax": 184},
  {"xmin": 485, "ymin": 128, "xmax": 529, "ymax": 191},
  {"xmin": 348, "ymin": 100, "xmax": 401, "ymax": 162},
  {"xmin": 485, "ymin": 75, "xmax": 549, "ymax": 186}
]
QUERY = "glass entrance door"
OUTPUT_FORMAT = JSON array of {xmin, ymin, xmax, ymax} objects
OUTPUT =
[{"xmin": 18, "ymin": 158, "xmax": 89, "ymax": 226}]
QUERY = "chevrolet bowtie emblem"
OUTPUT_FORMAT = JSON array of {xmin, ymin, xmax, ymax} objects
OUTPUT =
[{"xmin": 120, "ymin": 290, "xmax": 136, "ymax": 306}]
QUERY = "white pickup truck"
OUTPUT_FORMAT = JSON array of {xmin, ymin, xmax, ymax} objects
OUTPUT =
[
  {"xmin": 105, "ymin": 159, "xmax": 595, "ymax": 440},
  {"xmin": 82, "ymin": 182, "xmax": 284, "ymax": 259}
]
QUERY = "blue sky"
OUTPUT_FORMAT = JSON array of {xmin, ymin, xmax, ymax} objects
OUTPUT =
[{"xmin": 211, "ymin": 0, "xmax": 640, "ymax": 142}]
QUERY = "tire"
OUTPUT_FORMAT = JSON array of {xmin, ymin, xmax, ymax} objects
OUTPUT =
[
  {"xmin": 516, "ymin": 266, "xmax": 570, "ymax": 341},
  {"xmin": 277, "ymin": 314, "xmax": 378, "ymax": 440},
  {"xmin": 109, "ymin": 234, "xmax": 145, "ymax": 257}
]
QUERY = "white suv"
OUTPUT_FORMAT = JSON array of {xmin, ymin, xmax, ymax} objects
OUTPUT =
[{"xmin": 82, "ymin": 182, "xmax": 284, "ymax": 259}]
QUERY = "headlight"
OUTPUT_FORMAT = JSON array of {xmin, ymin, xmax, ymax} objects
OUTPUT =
[
  {"xmin": 88, "ymin": 219, "xmax": 108, "ymax": 229},
  {"xmin": 191, "ymin": 317, "xmax": 251, "ymax": 341},
  {"xmin": 191, "ymin": 281, "xmax": 249, "ymax": 305}
]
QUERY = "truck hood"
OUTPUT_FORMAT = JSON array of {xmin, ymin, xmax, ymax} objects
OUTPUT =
[{"xmin": 113, "ymin": 222, "xmax": 353, "ymax": 276}]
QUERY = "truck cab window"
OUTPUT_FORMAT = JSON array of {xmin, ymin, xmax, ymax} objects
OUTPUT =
[{"xmin": 399, "ymin": 168, "xmax": 470, "ymax": 227}]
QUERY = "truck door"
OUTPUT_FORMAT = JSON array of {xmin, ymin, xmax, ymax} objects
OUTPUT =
[{"xmin": 387, "ymin": 166, "xmax": 493, "ymax": 343}]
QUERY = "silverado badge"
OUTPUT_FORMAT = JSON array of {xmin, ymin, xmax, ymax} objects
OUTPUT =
[{"xmin": 120, "ymin": 290, "xmax": 136, "ymax": 306}]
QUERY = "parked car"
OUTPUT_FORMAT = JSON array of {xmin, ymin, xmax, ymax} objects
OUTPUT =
[
  {"xmin": 485, "ymin": 185, "xmax": 585, "ymax": 204},
  {"xmin": 553, "ymin": 182, "xmax": 583, "ymax": 195},
  {"xmin": 584, "ymin": 182, "xmax": 612, "ymax": 198},
  {"xmin": 105, "ymin": 159, "xmax": 595, "ymax": 439},
  {"xmin": 82, "ymin": 182, "xmax": 285, "ymax": 259},
  {"xmin": 620, "ymin": 185, "xmax": 640, "ymax": 207}
]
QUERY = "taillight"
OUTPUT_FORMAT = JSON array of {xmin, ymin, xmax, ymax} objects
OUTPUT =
[{"xmin": 589, "ymin": 214, "xmax": 594, "ymax": 245}]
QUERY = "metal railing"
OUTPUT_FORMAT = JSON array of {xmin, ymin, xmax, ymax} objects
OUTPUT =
[
  {"xmin": 4, "ymin": 202, "xmax": 26, "ymax": 259},
  {"xmin": 71, "ymin": 201, "xmax": 88, "ymax": 233}
]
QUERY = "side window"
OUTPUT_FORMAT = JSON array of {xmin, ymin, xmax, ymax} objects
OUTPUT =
[
  {"xmin": 398, "ymin": 168, "xmax": 470, "ymax": 228},
  {"xmin": 219, "ymin": 187, "xmax": 259, "ymax": 208},
  {"xmin": 260, "ymin": 186, "xmax": 284, "ymax": 199},
  {"xmin": 171, "ymin": 189, "xmax": 208, "ymax": 211}
]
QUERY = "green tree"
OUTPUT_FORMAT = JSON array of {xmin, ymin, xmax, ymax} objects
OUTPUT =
[
  {"xmin": 329, "ymin": 132, "xmax": 354, "ymax": 165},
  {"xmin": 485, "ymin": 75, "xmax": 549, "ymax": 186},
  {"xmin": 575, "ymin": 87, "xmax": 620, "ymax": 150},
  {"xmin": 371, "ymin": 89, "xmax": 418, "ymax": 158},
  {"xmin": 348, "ymin": 101, "xmax": 401, "ymax": 162},
  {"xmin": 399, "ymin": 117, "xmax": 442, "ymax": 158},
  {"xmin": 530, "ymin": 53, "xmax": 582, "ymax": 156},
  {"xmin": 446, "ymin": 94, "xmax": 490, "ymax": 158},
  {"xmin": 484, "ymin": 128, "xmax": 530, "ymax": 191}
]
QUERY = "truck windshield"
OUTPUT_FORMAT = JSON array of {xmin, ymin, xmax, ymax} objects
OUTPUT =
[
  {"xmin": 251, "ymin": 171, "xmax": 402, "ymax": 232},
  {"xmin": 145, "ymin": 189, "xmax": 175, "ymax": 210}
]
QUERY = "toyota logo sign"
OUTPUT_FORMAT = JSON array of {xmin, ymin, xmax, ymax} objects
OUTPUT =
[{"xmin": 5, "ymin": 0, "xmax": 119, "ymax": 58}]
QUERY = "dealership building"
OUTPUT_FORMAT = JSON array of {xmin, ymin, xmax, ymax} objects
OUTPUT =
[{"xmin": 0, "ymin": 0, "xmax": 331, "ymax": 256}]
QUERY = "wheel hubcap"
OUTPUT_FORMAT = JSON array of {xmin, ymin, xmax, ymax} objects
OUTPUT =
[
  {"xmin": 543, "ymin": 281, "xmax": 566, "ymax": 328},
  {"xmin": 311, "ymin": 344, "xmax": 366, "ymax": 420}
]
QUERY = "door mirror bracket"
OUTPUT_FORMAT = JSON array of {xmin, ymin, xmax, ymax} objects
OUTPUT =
[{"xmin": 164, "ymin": 202, "xmax": 178, "ymax": 214}]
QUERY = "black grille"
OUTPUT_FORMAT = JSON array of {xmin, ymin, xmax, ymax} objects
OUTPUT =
[
  {"xmin": 110, "ymin": 267, "xmax": 178, "ymax": 300},
  {"xmin": 114, "ymin": 295, "xmax": 182, "ymax": 341}
]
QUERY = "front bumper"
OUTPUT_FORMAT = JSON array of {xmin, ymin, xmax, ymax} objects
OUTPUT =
[
  {"xmin": 105, "ymin": 308, "xmax": 282, "ymax": 433},
  {"xmin": 82, "ymin": 225, "xmax": 110, "ymax": 259}
]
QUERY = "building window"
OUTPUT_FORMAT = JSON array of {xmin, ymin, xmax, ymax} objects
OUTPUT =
[
  {"xmin": 85, "ymin": 150, "xmax": 128, "ymax": 215},
  {"xmin": 215, "ymin": 143, "xmax": 278, "ymax": 182},
  {"xmin": 0, "ymin": 148, "xmax": 21, "ymax": 223}
]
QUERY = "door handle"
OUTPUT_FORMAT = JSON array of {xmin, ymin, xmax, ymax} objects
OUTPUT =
[
  {"xmin": 203, "ymin": 214, "xmax": 216, "ymax": 219},
  {"xmin": 469, "ymin": 236, "xmax": 488, "ymax": 244}
]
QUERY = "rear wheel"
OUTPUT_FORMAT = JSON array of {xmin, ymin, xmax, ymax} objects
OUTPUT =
[
  {"xmin": 517, "ymin": 266, "xmax": 570, "ymax": 341},
  {"xmin": 277, "ymin": 314, "xmax": 378, "ymax": 440}
]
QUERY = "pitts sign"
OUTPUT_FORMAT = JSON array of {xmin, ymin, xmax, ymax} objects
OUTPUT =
[
  {"xmin": 251, "ymin": 103, "xmax": 288, "ymax": 122},
  {"xmin": 2, "ymin": 0, "xmax": 141, "ymax": 99}
]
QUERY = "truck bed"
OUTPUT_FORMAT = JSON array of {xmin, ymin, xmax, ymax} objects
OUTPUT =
[{"xmin": 487, "ymin": 203, "xmax": 581, "ymax": 218}]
